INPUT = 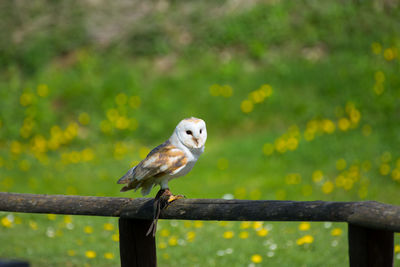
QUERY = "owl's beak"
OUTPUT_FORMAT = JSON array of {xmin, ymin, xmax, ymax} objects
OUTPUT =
[{"xmin": 192, "ymin": 136, "xmax": 199, "ymax": 147}]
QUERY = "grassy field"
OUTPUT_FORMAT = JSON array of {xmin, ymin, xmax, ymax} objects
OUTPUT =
[{"xmin": 1, "ymin": 1, "xmax": 400, "ymax": 266}]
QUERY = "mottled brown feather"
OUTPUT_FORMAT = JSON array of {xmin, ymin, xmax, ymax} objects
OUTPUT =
[{"xmin": 120, "ymin": 140, "xmax": 187, "ymax": 192}]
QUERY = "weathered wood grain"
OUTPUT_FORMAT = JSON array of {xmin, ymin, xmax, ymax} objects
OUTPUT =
[
  {"xmin": 119, "ymin": 218, "xmax": 156, "ymax": 267},
  {"xmin": 1, "ymin": 192, "xmax": 400, "ymax": 232},
  {"xmin": 348, "ymin": 224, "xmax": 394, "ymax": 267},
  {"xmin": 0, "ymin": 192, "xmax": 131, "ymax": 216}
]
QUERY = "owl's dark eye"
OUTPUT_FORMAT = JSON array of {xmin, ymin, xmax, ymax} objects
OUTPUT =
[
  {"xmin": 186, "ymin": 130, "xmax": 192, "ymax": 135},
  {"xmin": 200, "ymin": 129, "xmax": 203, "ymax": 134}
]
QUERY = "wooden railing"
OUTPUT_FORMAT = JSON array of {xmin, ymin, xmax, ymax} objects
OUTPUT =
[{"xmin": 1, "ymin": 192, "xmax": 399, "ymax": 266}]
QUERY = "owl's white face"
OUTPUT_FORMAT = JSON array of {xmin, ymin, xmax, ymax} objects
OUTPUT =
[{"xmin": 175, "ymin": 117, "xmax": 207, "ymax": 149}]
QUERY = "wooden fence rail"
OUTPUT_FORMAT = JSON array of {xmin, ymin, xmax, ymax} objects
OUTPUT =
[{"xmin": 0, "ymin": 192, "xmax": 399, "ymax": 266}]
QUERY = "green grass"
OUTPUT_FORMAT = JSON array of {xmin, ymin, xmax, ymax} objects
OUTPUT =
[{"xmin": 1, "ymin": 1, "xmax": 400, "ymax": 266}]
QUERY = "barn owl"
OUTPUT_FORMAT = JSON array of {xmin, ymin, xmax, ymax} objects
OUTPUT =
[{"xmin": 117, "ymin": 117, "xmax": 207, "ymax": 201}]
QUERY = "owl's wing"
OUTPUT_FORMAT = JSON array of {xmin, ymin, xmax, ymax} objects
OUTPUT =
[{"xmin": 117, "ymin": 141, "xmax": 187, "ymax": 188}]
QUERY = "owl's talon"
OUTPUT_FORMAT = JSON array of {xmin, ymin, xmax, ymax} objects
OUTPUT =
[{"xmin": 167, "ymin": 194, "xmax": 185, "ymax": 203}]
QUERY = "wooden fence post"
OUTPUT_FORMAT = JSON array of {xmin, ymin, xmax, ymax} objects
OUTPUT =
[
  {"xmin": 348, "ymin": 224, "xmax": 394, "ymax": 267},
  {"xmin": 119, "ymin": 218, "xmax": 157, "ymax": 267}
]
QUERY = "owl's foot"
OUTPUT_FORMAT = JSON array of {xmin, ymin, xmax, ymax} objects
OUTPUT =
[
  {"xmin": 167, "ymin": 194, "xmax": 185, "ymax": 203},
  {"xmin": 146, "ymin": 188, "xmax": 176, "ymax": 237}
]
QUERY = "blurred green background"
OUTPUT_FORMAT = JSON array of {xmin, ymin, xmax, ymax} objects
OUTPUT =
[{"xmin": 1, "ymin": 0, "xmax": 400, "ymax": 266}]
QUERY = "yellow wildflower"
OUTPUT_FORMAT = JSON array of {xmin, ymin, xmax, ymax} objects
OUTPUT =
[
  {"xmin": 240, "ymin": 222, "xmax": 251, "ymax": 229},
  {"xmin": 331, "ymin": 228, "xmax": 342, "ymax": 236},
  {"xmin": 158, "ymin": 242, "xmax": 167, "ymax": 249},
  {"xmin": 335, "ymin": 175, "xmax": 345, "ymax": 187},
  {"xmin": 257, "ymin": 228, "xmax": 269, "ymax": 237},
  {"xmin": 249, "ymin": 90, "xmax": 264, "ymax": 103},
  {"xmin": 349, "ymin": 109, "xmax": 361, "ymax": 124},
  {"xmin": 106, "ymin": 109, "xmax": 119, "ymax": 122},
  {"xmin": 84, "ymin": 226, "xmax": 93, "ymax": 234},
  {"xmin": 299, "ymin": 222, "xmax": 310, "ymax": 231},
  {"xmin": 239, "ymin": 231, "xmax": 249, "ymax": 239},
  {"xmin": 358, "ymin": 186, "xmax": 368, "ymax": 199},
  {"xmin": 395, "ymin": 244, "xmax": 400, "ymax": 253},
  {"xmin": 160, "ymin": 229, "xmax": 170, "ymax": 237},
  {"xmin": 251, "ymin": 254, "xmax": 262, "ymax": 263},
  {"xmin": 47, "ymin": 214, "xmax": 57, "ymax": 220},
  {"xmin": 187, "ymin": 231, "xmax": 196, "ymax": 242},
  {"xmin": 297, "ymin": 235, "xmax": 314, "ymax": 245},
  {"xmin": 223, "ymin": 231, "xmax": 234, "ymax": 239},
  {"xmin": 306, "ymin": 120, "xmax": 318, "ymax": 133},
  {"xmin": 168, "ymin": 236, "xmax": 178, "ymax": 246},
  {"xmin": 383, "ymin": 48, "xmax": 395, "ymax": 61},
  {"xmin": 286, "ymin": 137, "xmax": 298, "ymax": 151},
  {"xmin": 274, "ymin": 138, "xmax": 286, "ymax": 153},
  {"xmin": 303, "ymin": 235, "xmax": 314, "ymax": 243},
  {"xmin": 219, "ymin": 221, "xmax": 228, "ymax": 227},
  {"xmin": 336, "ymin": 159, "xmax": 347, "ymax": 170},
  {"xmin": 78, "ymin": 112, "xmax": 90, "ymax": 125},
  {"xmin": 14, "ymin": 217, "xmax": 22, "ymax": 224},
  {"xmin": 392, "ymin": 169, "xmax": 400, "ymax": 181},
  {"xmin": 115, "ymin": 116, "xmax": 130, "ymax": 130},
  {"xmin": 103, "ymin": 223, "xmax": 114, "ymax": 231},
  {"xmin": 321, "ymin": 119, "xmax": 335, "ymax": 134},
  {"xmin": 104, "ymin": 252, "xmax": 114, "ymax": 260},
  {"xmin": 285, "ymin": 173, "xmax": 301, "ymax": 185},
  {"xmin": 209, "ymin": 84, "xmax": 220, "ymax": 96},
  {"xmin": 338, "ymin": 118, "xmax": 350, "ymax": 131},
  {"xmin": 373, "ymin": 83, "xmax": 384, "ymax": 95},
  {"xmin": 240, "ymin": 99, "xmax": 254, "ymax": 113},
  {"xmin": 85, "ymin": 250, "xmax": 96, "ymax": 259},
  {"xmin": 322, "ymin": 181, "xmax": 334, "ymax": 194},
  {"xmin": 20, "ymin": 92, "xmax": 34, "ymax": 106},
  {"xmin": 10, "ymin": 141, "xmax": 22, "ymax": 155},
  {"xmin": 64, "ymin": 216, "xmax": 72, "ymax": 224},
  {"xmin": 194, "ymin": 221, "xmax": 204, "ymax": 228},
  {"xmin": 184, "ymin": 221, "xmax": 192, "ymax": 228},
  {"xmin": 82, "ymin": 148, "xmax": 94, "ymax": 161},
  {"xmin": 115, "ymin": 93, "xmax": 127, "ymax": 106},
  {"xmin": 260, "ymin": 84, "xmax": 273, "ymax": 97},
  {"xmin": 29, "ymin": 220, "xmax": 38, "ymax": 230},
  {"xmin": 221, "ymin": 85, "xmax": 233, "ymax": 98},
  {"xmin": 1, "ymin": 217, "xmax": 12, "ymax": 228},
  {"xmin": 253, "ymin": 221, "xmax": 263, "ymax": 230},
  {"xmin": 37, "ymin": 84, "xmax": 49, "ymax": 97},
  {"xmin": 112, "ymin": 233, "xmax": 119, "ymax": 242},
  {"xmin": 312, "ymin": 170, "xmax": 323, "ymax": 183},
  {"xmin": 380, "ymin": 164, "xmax": 390, "ymax": 176}
]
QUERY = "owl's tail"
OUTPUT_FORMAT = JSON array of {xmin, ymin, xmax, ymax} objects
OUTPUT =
[{"xmin": 117, "ymin": 166, "xmax": 137, "ymax": 184}]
